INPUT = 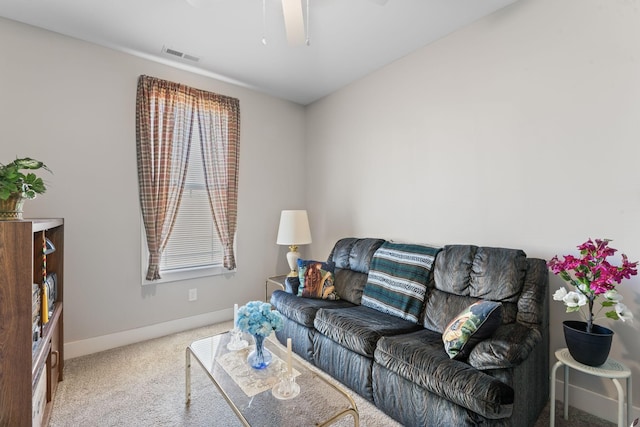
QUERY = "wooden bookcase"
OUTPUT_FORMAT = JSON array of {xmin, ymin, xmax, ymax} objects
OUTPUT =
[{"xmin": 0, "ymin": 218, "xmax": 64, "ymax": 427}]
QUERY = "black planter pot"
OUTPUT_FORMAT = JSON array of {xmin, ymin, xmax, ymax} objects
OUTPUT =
[{"xmin": 563, "ymin": 320, "xmax": 613, "ymax": 367}]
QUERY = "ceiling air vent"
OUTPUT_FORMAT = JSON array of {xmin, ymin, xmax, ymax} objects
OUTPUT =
[{"xmin": 161, "ymin": 46, "xmax": 201, "ymax": 63}]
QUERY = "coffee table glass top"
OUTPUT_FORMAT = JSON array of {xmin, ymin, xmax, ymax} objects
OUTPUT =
[{"xmin": 186, "ymin": 332, "xmax": 359, "ymax": 427}]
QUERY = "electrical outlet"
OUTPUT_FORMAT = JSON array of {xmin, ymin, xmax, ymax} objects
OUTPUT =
[{"xmin": 188, "ymin": 288, "xmax": 197, "ymax": 301}]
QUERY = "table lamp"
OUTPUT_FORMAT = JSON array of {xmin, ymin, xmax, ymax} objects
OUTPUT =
[{"xmin": 276, "ymin": 210, "xmax": 312, "ymax": 277}]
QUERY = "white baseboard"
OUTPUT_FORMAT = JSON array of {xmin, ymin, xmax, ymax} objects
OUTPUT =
[
  {"xmin": 64, "ymin": 308, "xmax": 232, "ymax": 359},
  {"xmin": 554, "ymin": 378, "xmax": 639, "ymax": 425}
]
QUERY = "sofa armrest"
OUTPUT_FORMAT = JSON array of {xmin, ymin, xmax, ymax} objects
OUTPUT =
[
  {"xmin": 285, "ymin": 276, "xmax": 300, "ymax": 295},
  {"xmin": 467, "ymin": 323, "xmax": 542, "ymax": 370}
]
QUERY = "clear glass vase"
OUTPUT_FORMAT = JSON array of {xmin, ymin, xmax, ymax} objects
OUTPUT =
[{"xmin": 248, "ymin": 334, "xmax": 272, "ymax": 369}]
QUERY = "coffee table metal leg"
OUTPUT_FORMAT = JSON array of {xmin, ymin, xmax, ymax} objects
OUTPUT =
[
  {"xmin": 186, "ymin": 348, "xmax": 191, "ymax": 405},
  {"xmin": 317, "ymin": 408, "xmax": 359, "ymax": 427},
  {"xmin": 348, "ymin": 408, "xmax": 360, "ymax": 427},
  {"xmin": 316, "ymin": 392, "xmax": 359, "ymax": 427},
  {"xmin": 184, "ymin": 341, "xmax": 251, "ymax": 426}
]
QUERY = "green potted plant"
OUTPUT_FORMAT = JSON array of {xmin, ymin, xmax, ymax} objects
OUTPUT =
[{"xmin": 0, "ymin": 157, "xmax": 52, "ymax": 220}]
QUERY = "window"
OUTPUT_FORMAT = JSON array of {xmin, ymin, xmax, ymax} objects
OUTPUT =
[
  {"xmin": 136, "ymin": 75, "xmax": 240, "ymax": 283},
  {"xmin": 159, "ymin": 126, "xmax": 224, "ymax": 272}
]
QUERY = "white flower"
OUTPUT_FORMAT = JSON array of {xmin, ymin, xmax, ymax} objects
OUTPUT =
[
  {"xmin": 563, "ymin": 291, "xmax": 587, "ymax": 308},
  {"xmin": 553, "ymin": 287, "xmax": 568, "ymax": 301},
  {"xmin": 604, "ymin": 289, "xmax": 623, "ymax": 302},
  {"xmin": 577, "ymin": 283, "xmax": 589, "ymax": 294},
  {"xmin": 615, "ymin": 303, "xmax": 634, "ymax": 322}
]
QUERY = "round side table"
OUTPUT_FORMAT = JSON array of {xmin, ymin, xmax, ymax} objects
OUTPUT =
[{"xmin": 550, "ymin": 348, "xmax": 632, "ymax": 427}]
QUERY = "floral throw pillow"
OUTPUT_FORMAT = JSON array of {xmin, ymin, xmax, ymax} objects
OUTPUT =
[
  {"xmin": 297, "ymin": 259, "xmax": 339, "ymax": 300},
  {"xmin": 442, "ymin": 300, "xmax": 503, "ymax": 360}
]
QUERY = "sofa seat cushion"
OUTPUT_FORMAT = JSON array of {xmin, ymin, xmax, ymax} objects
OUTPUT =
[
  {"xmin": 270, "ymin": 290, "xmax": 354, "ymax": 328},
  {"xmin": 374, "ymin": 329, "xmax": 514, "ymax": 420},
  {"xmin": 314, "ymin": 305, "xmax": 421, "ymax": 357}
]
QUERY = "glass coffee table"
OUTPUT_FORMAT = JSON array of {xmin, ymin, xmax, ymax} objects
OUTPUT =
[{"xmin": 186, "ymin": 331, "xmax": 359, "ymax": 426}]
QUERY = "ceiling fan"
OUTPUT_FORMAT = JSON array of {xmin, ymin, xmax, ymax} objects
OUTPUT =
[
  {"xmin": 280, "ymin": 0, "xmax": 388, "ymax": 46},
  {"xmin": 186, "ymin": 0, "xmax": 388, "ymax": 47},
  {"xmin": 281, "ymin": 0, "xmax": 307, "ymax": 46}
]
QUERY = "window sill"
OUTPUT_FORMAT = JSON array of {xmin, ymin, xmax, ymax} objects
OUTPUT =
[{"xmin": 141, "ymin": 265, "xmax": 233, "ymax": 286}]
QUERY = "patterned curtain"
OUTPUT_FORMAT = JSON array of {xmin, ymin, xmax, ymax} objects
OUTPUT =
[
  {"xmin": 136, "ymin": 75, "xmax": 195, "ymax": 280},
  {"xmin": 196, "ymin": 92, "xmax": 241, "ymax": 269}
]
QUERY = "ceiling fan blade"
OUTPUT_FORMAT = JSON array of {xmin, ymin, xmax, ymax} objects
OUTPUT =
[{"xmin": 281, "ymin": 0, "xmax": 306, "ymax": 46}]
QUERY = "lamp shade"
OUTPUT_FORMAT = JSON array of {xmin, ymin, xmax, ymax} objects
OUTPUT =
[{"xmin": 276, "ymin": 210, "xmax": 312, "ymax": 246}]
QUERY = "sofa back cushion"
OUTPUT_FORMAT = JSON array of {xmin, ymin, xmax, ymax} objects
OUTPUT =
[
  {"xmin": 422, "ymin": 245, "xmax": 527, "ymax": 333},
  {"xmin": 328, "ymin": 238, "xmax": 385, "ymax": 304},
  {"xmin": 328, "ymin": 238, "xmax": 386, "ymax": 273},
  {"xmin": 361, "ymin": 242, "xmax": 441, "ymax": 323},
  {"xmin": 333, "ymin": 269, "xmax": 368, "ymax": 304}
]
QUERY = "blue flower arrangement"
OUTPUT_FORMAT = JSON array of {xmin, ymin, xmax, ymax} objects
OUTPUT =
[{"xmin": 236, "ymin": 301, "xmax": 283, "ymax": 337}]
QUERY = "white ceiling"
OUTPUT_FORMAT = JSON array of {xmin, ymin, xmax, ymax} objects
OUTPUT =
[{"xmin": 0, "ymin": 0, "xmax": 518, "ymax": 105}]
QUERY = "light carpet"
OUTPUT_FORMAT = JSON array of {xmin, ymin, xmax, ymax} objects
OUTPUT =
[{"xmin": 50, "ymin": 321, "xmax": 615, "ymax": 426}]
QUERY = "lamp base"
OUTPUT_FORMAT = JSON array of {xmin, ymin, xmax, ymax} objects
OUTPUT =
[{"xmin": 286, "ymin": 246, "xmax": 300, "ymax": 278}]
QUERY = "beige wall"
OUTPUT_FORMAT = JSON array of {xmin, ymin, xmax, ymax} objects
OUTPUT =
[
  {"xmin": 305, "ymin": 0, "xmax": 640, "ymax": 420},
  {"xmin": 2, "ymin": 0, "xmax": 639, "ymax": 420},
  {"xmin": 0, "ymin": 17, "xmax": 307, "ymax": 352}
]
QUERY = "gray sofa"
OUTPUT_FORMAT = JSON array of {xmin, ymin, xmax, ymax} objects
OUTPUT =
[{"xmin": 270, "ymin": 237, "xmax": 549, "ymax": 427}]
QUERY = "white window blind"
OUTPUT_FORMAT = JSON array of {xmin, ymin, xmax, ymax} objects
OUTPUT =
[{"xmin": 159, "ymin": 125, "xmax": 223, "ymax": 272}]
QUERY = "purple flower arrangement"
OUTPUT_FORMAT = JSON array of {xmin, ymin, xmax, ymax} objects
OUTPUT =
[{"xmin": 548, "ymin": 238, "xmax": 638, "ymax": 332}]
